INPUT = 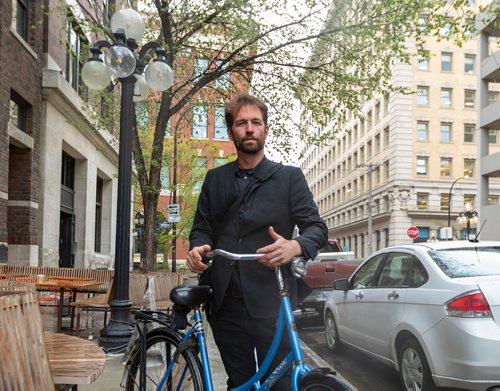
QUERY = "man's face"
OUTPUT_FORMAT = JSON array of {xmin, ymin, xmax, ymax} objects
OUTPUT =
[{"xmin": 228, "ymin": 104, "xmax": 268, "ymax": 155}]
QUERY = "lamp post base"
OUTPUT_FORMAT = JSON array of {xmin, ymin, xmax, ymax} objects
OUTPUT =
[{"xmin": 98, "ymin": 299, "xmax": 134, "ymax": 353}]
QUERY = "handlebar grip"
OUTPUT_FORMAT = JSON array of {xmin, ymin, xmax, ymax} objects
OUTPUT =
[{"xmin": 201, "ymin": 251, "xmax": 214, "ymax": 264}]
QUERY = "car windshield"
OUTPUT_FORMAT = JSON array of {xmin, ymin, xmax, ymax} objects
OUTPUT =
[{"xmin": 428, "ymin": 246, "xmax": 500, "ymax": 278}]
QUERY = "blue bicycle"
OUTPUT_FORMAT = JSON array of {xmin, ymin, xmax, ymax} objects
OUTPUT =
[{"xmin": 123, "ymin": 249, "xmax": 349, "ymax": 391}]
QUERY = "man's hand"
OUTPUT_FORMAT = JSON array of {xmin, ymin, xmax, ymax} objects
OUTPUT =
[
  {"xmin": 256, "ymin": 226, "xmax": 302, "ymax": 268},
  {"xmin": 186, "ymin": 244, "xmax": 211, "ymax": 273}
]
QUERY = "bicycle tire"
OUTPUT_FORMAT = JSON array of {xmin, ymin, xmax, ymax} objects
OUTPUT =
[
  {"xmin": 125, "ymin": 327, "xmax": 204, "ymax": 391},
  {"xmin": 299, "ymin": 373, "xmax": 351, "ymax": 391}
]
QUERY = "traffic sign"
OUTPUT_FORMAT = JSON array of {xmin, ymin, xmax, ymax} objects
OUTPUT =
[
  {"xmin": 167, "ymin": 203, "xmax": 180, "ymax": 223},
  {"xmin": 407, "ymin": 226, "xmax": 419, "ymax": 239}
]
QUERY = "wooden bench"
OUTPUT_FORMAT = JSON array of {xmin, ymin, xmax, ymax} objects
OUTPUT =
[{"xmin": 0, "ymin": 288, "xmax": 105, "ymax": 390}]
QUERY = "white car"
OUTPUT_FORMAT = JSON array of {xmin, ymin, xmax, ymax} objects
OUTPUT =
[{"xmin": 324, "ymin": 240, "xmax": 500, "ymax": 391}]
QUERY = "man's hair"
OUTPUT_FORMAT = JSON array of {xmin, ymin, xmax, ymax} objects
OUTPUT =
[{"xmin": 224, "ymin": 93, "xmax": 268, "ymax": 128}]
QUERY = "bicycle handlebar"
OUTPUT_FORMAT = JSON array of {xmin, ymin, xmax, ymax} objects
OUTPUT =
[{"xmin": 201, "ymin": 249, "xmax": 265, "ymax": 264}]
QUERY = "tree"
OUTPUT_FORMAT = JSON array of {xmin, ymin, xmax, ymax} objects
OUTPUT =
[{"xmin": 69, "ymin": 0, "xmax": 487, "ymax": 271}]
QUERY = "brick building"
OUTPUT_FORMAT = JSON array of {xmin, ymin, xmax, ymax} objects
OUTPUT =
[
  {"xmin": 1, "ymin": 0, "xmax": 120, "ymax": 268},
  {"xmin": 0, "ymin": 0, "xmax": 44, "ymax": 263}
]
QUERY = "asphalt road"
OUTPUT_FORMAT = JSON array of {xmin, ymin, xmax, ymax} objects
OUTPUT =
[
  {"xmin": 297, "ymin": 316, "xmax": 466, "ymax": 391},
  {"xmin": 297, "ymin": 316, "xmax": 402, "ymax": 391}
]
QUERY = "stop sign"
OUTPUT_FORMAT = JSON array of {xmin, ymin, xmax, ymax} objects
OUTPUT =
[{"xmin": 407, "ymin": 226, "xmax": 419, "ymax": 239}]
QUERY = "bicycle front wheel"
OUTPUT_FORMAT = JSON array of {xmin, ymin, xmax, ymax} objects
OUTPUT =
[
  {"xmin": 125, "ymin": 328, "xmax": 204, "ymax": 391},
  {"xmin": 299, "ymin": 373, "xmax": 351, "ymax": 391}
]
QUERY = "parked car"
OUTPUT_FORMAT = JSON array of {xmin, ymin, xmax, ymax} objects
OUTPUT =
[
  {"xmin": 295, "ymin": 240, "xmax": 362, "ymax": 323},
  {"xmin": 324, "ymin": 241, "xmax": 500, "ymax": 391}
]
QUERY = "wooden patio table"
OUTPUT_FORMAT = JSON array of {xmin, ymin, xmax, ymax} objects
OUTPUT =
[
  {"xmin": 45, "ymin": 331, "xmax": 106, "ymax": 387},
  {"xmin": 36, "ymin": 278, "xmax": 100, "ymax": 333}
]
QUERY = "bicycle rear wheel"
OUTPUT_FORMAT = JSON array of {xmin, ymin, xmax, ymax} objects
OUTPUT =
[{"xmin": 125, "ymin": 327, "xmax": 204, "ymax": 391}]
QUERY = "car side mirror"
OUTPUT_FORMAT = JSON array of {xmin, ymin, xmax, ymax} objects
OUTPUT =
[{"xmin": 333, "ymin": 278, "xmax": 349, "ymax": 291}]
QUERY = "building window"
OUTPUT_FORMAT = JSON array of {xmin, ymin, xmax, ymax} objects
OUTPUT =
[
  {"xmin": 192, "ymin": 105, "xmax": 208, "ymax": 138},
  {"xmin": 384, "ymin": 228, "xmax": 389, "ymax": 248},
  {"xmin": 417, "ymin": 15, "xmax": 429, "ymax": 33},
  {"xmin": 61, "ymin": 152, "xmax": 75, "ymax": 189},
  {"xmin": 214, "ymin": 158, "xmax": 227, "ymax": 168},
  {"xmin": 440, "ymin": 88, "xmax": 452, "ymax": 108},
  {"xmin": 416, "ymin": 121, "xmax": 429, "ymax": 141},
  {"xmin": 489, "ymin": 195, "xmax": 499, "ymax": 204},
  {"xmin": 194, "ymin": 58, "xmax": 209, "ymax": 79},
  {"xmin": 95, "ymin": 177, "xmax": 103, "ymax": 252},
  {"xmin": 440, "ymin": 158, "xmax": 452, "ymax": 177},
  {"xmin": 160, "ymin": 166, "xmax": 169, "ymax": 189},
  {"xmin": 441, "ymin": 52, "xmax": 452, "ymax": 72},
  {"xmin": 215, "ymin": 60, "xmax": 231, "ymax": 88},
  {"xmin": 464, "ymin": 124, "xmax": 475, "ymax": 143},
  {"xmin": 489, "ymin": 91, "xmax": 499, "ymax": 104},
  {"xmin": 417, "ymin": 86, "xmax": 429, "ymax": 105},
  {"xmin": 416, "ymin": 157, "xmax": 428, "ymax": 176},
  {"xmin": 464, "ymin": 158, "xmax": 475, "ymax": 177},
  {"xmin": 440, "ymin": 194, "xmax": 450, "ymax": 211},
  {"xmin": 417, "ymin": 50, "xmax": 429, "ymax": 70},
  {"xmin": 12, "ymin": 0, "xmax": 29, "ymax": 41},
  {"xmin": 66, "ymin": 20, "xmax": 87, "ymax": 97},
  {"xmin": 464, "ymin": 54, "xmax": 475, "ymax": 73},
  {"xmin": 464, "ymin": 89, "xmax": 475, "ymax": 108},
  {"xmin": 383, "ymin": 160, "xmax": 389, "ymax": 181},
  {"xmin": 214, "ymin": 107, "xmax": 228, "ymax": 139},
  {"xmin": 440, "ymin": 122, "xmax": 452, "ymax": 142},
  {"xmin": 440, "ymin": 20, "xmax": 452, "ymax": 37},
  {"xmin": 489, "ymin": 130, "xmax": 498, "ymax": 144},
  {"xmin": 417, "ymin": 193, "xmax": 428, "ymax": 210},
  {"xmin": 464, "ymin": 194, "xmax": 475, "ymax": 208},
  {"xmin": 9, "ymin": 95, "xmax": 28, "ymax": 133},
  {"xmin": 192, "ymin": 157, "xmax": 207, "ymax": 190},
  {"xmin": 383, "ymin": 126, "xmax": 389, "ymax": 147}
]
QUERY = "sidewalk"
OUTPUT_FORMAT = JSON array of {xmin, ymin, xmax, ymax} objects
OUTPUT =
[
  {"xmin": 77, "ymin": 317, "xmax": 227, "ymax": 390},
  {"xmin": 45, "ymin": 304, "xmax": 354, "ymax": 390}
]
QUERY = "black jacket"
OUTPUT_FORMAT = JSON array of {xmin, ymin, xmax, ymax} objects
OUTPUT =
[{"xmin": 189, "ymin": 157, "xmax": 328, "ymax": 319}]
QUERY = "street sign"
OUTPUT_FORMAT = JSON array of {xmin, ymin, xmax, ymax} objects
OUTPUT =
[
  {"xmin": 407, "ymin": 226, "xmax": 419, "ymax": 239},
  {"xmin": 167, "ymin": 203, "xmax": 180, "ymax": 223}
]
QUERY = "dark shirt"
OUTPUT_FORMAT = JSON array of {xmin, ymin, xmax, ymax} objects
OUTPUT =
[{"xmin": 229, "ymin": 167, "xmax": 255, "ymax": 296}]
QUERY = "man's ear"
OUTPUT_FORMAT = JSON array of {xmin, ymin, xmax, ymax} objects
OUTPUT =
[
  {"xmin": 265, "ymin": 126, "xmax": 269, "ymax": 138},
  {"xmin": 227, "ymin": 128, "xmax": 233, "ymax": 140}
]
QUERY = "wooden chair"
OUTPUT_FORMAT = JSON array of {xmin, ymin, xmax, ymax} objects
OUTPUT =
[
  {"xmin": 70, "ymin": 275, "xmax": 114, "ymax": 336},
  {"xmin": 0, "ymin": 292, "xmax": 55, "ymax": 390},
  {"xmin": 15, "ymin": 276, "xmax": 58, "ymax": 315}
]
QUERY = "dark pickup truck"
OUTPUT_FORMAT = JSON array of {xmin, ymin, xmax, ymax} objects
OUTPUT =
[{"xmin": 297, "ymin": 240, "xmax": 363, "ymax": 318}]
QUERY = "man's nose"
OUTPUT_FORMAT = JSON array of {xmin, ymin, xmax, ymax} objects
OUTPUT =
[{"xmin": 244, "ymin": 121, "xmax": 255, "ymax": 132}]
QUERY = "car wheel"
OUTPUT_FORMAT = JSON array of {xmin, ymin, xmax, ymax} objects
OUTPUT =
[
  {"xmin": 324, "ymin": 311, "xmax": 341, "ymax": 351},
  {"xmin": 398, "ymin": 338, "xmax": 436, "ymax": 391}
]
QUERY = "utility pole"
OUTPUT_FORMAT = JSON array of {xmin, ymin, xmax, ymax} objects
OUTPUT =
[{"xmin": 357, "ymin": 162, "xmax": 380, "ymax": 256}]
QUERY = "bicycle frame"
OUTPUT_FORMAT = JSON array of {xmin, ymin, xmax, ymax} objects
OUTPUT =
[{"xmin": 156, "ymin": 266, "xmax": 311, "ymax": 391}]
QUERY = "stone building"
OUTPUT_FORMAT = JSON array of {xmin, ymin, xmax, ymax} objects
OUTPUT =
[{"xmin": 300, "ymin": 9, "xmax": 500, "ymax": 258}]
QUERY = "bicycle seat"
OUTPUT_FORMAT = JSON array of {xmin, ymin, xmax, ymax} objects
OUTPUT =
[{"xmin": 170, "ymin": 284, "xmax": 212, "ymax": 308}]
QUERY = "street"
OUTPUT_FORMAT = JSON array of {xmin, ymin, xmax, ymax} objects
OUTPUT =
[{"xmin": 298, "ymin": 319, "xmax": 401, "ymax": 391}]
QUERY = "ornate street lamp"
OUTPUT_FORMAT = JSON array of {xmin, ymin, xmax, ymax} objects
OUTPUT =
[
  {"xmin": 82, "ymin": 8, "xmax": 173, "ymax": 351},
  {"xmin": 457, "ymin": 202, "xmax": 479, "ymax": 239}
]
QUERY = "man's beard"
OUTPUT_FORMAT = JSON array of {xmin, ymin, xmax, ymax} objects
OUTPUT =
[{"xmin": 234, "ymin": 138, "xmax": 265, "ymax": 154}]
